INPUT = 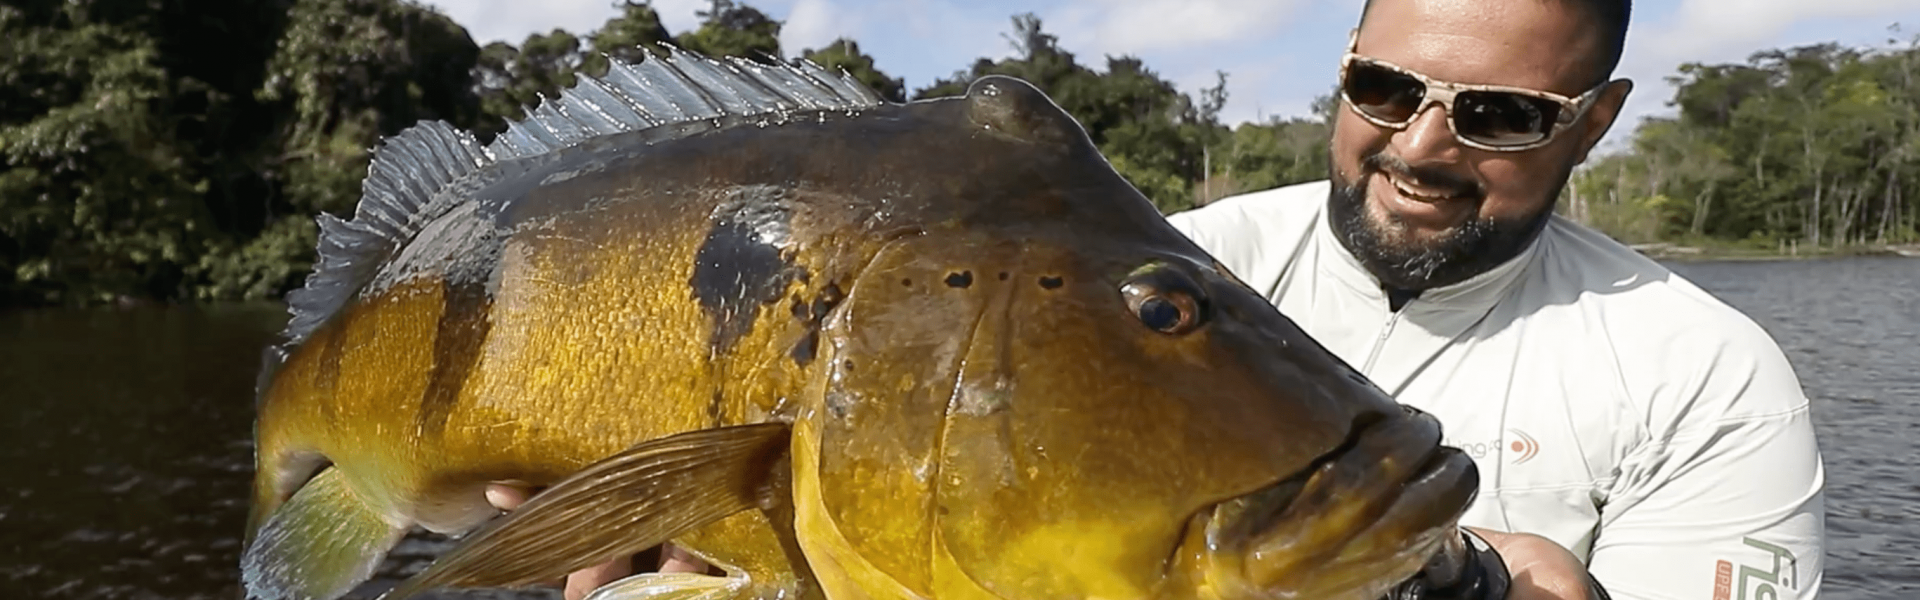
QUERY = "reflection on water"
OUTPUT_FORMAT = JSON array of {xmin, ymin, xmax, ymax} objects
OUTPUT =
[{"xmin": 0, "ymin": 258, "xmax": 1913, "ymax": 599}]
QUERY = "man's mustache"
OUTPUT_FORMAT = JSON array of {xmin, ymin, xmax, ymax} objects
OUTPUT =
[{"xmin": 1363, "ymin": 152, "xmax": 1481, "ymax": 199}]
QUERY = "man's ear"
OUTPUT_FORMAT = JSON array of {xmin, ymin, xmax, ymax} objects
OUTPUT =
[{"xmin": 1573, "ymin": 79, "xmax": 1634, "ymax": 165}]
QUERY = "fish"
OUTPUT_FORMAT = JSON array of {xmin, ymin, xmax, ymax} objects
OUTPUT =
[{"xmin": 239, "ymin": 45, "xmax": 1480, "ymax": 600}]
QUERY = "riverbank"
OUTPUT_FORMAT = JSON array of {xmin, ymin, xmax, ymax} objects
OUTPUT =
[{"xmin": 1629, "ymin": 241, "xmax": 1920, "ymax": 262}]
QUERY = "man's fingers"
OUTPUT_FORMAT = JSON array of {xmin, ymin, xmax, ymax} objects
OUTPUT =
[
  {"xmin": 487, "ymin": 479, "xmax": 683, "ymax": 600},
  {"xmin": 658, "ymin": 544, "xmax": 711, "ymax": 574},
  {"xmin": 486, "ymin": 481, "xmax": 533, "ymax": 511},
  {"xmin": 564, "ymin": 557, "xmax": 634, "ymax": 600}
]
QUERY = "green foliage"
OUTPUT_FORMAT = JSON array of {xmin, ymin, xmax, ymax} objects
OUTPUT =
[
  {"xmin": 1, "ymin": 0, "xmax": 484, "ymax": 306},
  {"xmin": 802, "ymin": 38, "xmax": 905, "ymax": 102},
  {"xmin": 1568, "ymin": 28, "xmax": 1920, "ymax": 250},
  {"xmin": 0, "ymin": 4, "xmax": 211, "ymax": 304},
  {"xmin": 910, "ymin": 14, "xmax": 1231, "ymax": 213},
  {"xmin": 675, "ymin": 0, "xmax": 781, "ymax": 62},
  {"xmin": 583, "ymin": 1, "xmax": 676, "ymax": 75},
  {"xmin": 239, "ymin": 0, "xmax": 484, "ymax": 297}
]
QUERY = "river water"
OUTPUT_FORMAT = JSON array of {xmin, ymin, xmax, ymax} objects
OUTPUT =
[{"xmin": 0, "ymin": 257, "xmax": 1913, "ymax": 599}]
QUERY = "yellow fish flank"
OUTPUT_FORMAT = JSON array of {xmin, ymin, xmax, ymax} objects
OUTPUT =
[{"xmin": 239, "ymin": 46, "xmax": 1480, "ymax": 600}]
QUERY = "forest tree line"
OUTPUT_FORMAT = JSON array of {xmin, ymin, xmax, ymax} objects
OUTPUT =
[
  {"xmin": 1563, "ymin": 29, "xmax": 1920, "ymax": 254},
  {"xmin": 2, "ymin": 0, "xmax": 1914, "ymax": 306}
]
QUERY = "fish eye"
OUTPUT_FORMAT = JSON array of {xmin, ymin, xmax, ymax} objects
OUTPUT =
[{"xmin": 1120, "ymin": 267, "xmax": 1208, "ymax": 335}]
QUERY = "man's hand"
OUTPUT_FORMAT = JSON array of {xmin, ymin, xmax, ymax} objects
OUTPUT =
[
  {"xmin": 1465, "ymin": 528, "xmax": 1605, "ymax": 600},
  {"xmin": 483, "ymin": 482, "xmax": 712, "ymax": 600}
]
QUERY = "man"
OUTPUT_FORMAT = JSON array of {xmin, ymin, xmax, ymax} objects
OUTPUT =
[
  {"xmin": 1161, "ymin": 0, "xmax": 1826, "ymax": 598},
  {"xmin": 498, "ymin": 0, "xmax": 1827, "ymax": 598}
]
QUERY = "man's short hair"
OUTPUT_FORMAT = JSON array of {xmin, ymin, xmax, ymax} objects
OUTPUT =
[{"xmin": 1357, "ymin": 0, "xmax": 1632, "ymax": 87}]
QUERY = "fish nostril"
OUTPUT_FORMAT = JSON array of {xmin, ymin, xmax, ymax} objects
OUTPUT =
[
  {"xmin": 1039, "ymin": 276, "xmax": 1064, "ymax": 289},
  {"xmin": 945, "ymin": 271, "xmax": 974, "ymax": 288}
]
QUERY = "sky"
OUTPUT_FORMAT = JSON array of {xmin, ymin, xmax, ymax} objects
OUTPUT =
[{"xmin": 422, "ymin": 0, "xmax": 1920, "ymax": 152}]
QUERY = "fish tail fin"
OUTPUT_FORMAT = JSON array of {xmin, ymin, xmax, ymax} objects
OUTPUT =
[{"xmin": 241, "ymin": 466, "xmax": 409, "ymax": 600}]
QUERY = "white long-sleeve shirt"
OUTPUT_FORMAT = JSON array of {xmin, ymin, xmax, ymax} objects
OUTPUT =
[{"xmin": 1164, "ymin": 181, "xmax": 1826, "ymax": 600}]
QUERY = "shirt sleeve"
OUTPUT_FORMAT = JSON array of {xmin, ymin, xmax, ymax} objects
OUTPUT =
[{"xmin": 1584, "ymin": 318, "xmax": 1827, "ymax": 600}]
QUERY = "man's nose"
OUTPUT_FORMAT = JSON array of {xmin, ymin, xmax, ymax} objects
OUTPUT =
[{"xmin": 1393, "ymin": 103, "xmax": 1463, "ymax": 164}]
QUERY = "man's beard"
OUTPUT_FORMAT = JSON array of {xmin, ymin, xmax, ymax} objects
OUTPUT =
[{"xmin": 1327, "ymin": 152, "xmax": 1562, "ymax": 292}]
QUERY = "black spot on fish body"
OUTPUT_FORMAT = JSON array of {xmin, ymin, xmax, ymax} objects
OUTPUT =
[
  {"xmin": 790, "ymin": 295, "xmax": 811, "ymax": 321},
  {"xmin": 945, "ymin": 271, "xmax": 973, "ymax": 288},
  {"xmin": 690, "ymin": 186, "xmax": 799, "ymax": 355},
  {"xmin": 900, "ymin": 278, "xmax": 912, "ymax": 287},
  {"xmin": 813, "ymin": 282, "xmax": 843, "ymax": 316},
  {"xmin": 998, "ymin": 272, "xmax": 1009, "ymax": 281},
  {"xmin": 789, "ymin": 282, "xmax": 842, "ymax": 368},
  {"xmin": 790, "ymin": 330, "xmax": 819, "ymax": 366},
  {"xmin": 1039, "ymin": 276, "xmax": 1064, "ymax": 289}
]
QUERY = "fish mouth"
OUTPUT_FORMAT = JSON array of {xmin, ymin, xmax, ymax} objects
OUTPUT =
[{"xmin": 1199, "ymin": 405, "xmax": 1479, "ymax": 599}]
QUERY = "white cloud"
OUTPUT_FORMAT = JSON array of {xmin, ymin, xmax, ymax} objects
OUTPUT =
[
  {"xmin": 649, "ymin": 0, "xmax": 716, "ymax": 33},
  {"xmin": 1050, "ymin": 0, "xmax": 1311, "ymax": 57},
  {"xmin": 422, "ymin": 0, "xmax": 613, "ymax": 45},
  {"xmin": 1645, "ymin": 0, "xmax": 1918, "ymax": 60},
  {"xmin": 779, "ymin": 0, "xmax": 858, "ymax": 54}
]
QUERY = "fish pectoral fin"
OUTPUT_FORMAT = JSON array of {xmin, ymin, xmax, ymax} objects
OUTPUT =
[
  {"xmin": 379, "ymin": 423, "xmax": 792, "ymax": 600},
  {"xmin": 241, "ymin": 466, "xmax": 408, "ymax": 600},
  {"xmin": 583, "ymin": 572, "xmax": 753, "ymax": 600}
]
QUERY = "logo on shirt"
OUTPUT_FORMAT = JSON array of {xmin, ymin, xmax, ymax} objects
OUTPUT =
[
  {"xmin": 1713, "ymin": 537, "xmax": 1798, "ymax": 600},
  {"xmin": 1506, "ymin": 429, "xmax": 1540, "ymax": 464},
  {"xmin": 1447, "ymin": 429, "xmax": 1542, "ymax": 465}
]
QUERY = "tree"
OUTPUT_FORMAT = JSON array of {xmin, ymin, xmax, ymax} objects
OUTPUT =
[
  {"xmin": 911, "ymin": 13, "xmax": 1230, "ymax": 213},
  {"xmin": 1564, "ymin": 30, "xmax": 1920, "ymax": 251},
  {"xmin": 0, "ymin": 3, "xmax": 210, "ymax": 304},
  {"xmin": 213, "ymin": 0, "xmax": 483, "ymax": 300},
  {"xmin": 801, "ymin": 38, "xmax": 905, "ymax": 102},
  {"xmin": 675, "ymin": 0, "xmax": 782, "ymax": 62}
]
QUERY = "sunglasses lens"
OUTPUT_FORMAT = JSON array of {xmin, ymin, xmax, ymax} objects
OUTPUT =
[
  {"xmin": 1343, "ymin": 62, "xmax": 1425, "ymax": 123},
  {"xmin": 1455, "ymin": 91, "xmax": 1562, "ymax": 147}
]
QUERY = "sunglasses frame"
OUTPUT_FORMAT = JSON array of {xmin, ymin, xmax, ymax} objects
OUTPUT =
[{"xmin": 1336, "ymin": 30, "xmax": 1611, "ymax": 152}]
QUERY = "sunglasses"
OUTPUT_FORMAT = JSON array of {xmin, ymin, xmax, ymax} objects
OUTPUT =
[{"xmin": 1337, "ymin": 31, "xmax": 1611, "ymax": 152}]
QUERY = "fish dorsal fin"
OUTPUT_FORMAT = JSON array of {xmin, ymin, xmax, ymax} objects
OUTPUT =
[
  {"xmin": 280, "ymin": 120, "xmax": 490, "ymax": 347},
  {"xmin": 486, "ymin": 45, "xmax": 887, "ymax": 160},
  {"xmin": 272, "ymin": 46, "xmax": 888, "ymax": 351}
]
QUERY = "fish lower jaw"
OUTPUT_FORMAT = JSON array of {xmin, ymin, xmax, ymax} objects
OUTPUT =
[{"xmin": 1186, "ymin": 410, "xmax": 1479, "ymax": 600}]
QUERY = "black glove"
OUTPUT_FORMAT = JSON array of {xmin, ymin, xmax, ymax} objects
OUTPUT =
[{"xmin": 1380, "ymin": 529, "xmax": 1511, "ymax": 600}]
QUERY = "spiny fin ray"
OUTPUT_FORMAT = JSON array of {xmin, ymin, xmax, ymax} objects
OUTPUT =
[
  {"xmin": 278, "ymin": 119, "xmax": 486, "ymax": 348},
  {"xmin": 484, "ymin": 44, "xmax": 883, "ymax": 162}
]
